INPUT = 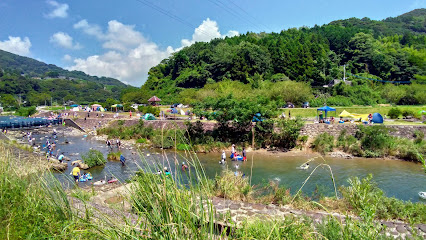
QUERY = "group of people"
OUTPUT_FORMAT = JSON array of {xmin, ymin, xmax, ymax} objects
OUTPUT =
[
  {"xmin": 220, "ymin": 144, "xmax": 247, "ymax": 164},
  {"xmin": 106, "ymin": 139, "xmax": 121, "ymax": 150}
]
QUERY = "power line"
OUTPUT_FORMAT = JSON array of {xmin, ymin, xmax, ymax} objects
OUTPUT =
[
  {"xmin": 133, "ymin": 0, "xmax": 219, "ymax": 40},
  {"xmin": 206, "ymin": 0, "xmax": 263, "ymax": 33},
  {"xmin": 224, "ymin": 0, "xmax": 273, "ymax": 32}
]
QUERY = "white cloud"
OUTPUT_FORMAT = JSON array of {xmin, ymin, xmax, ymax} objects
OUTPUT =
[
  {"xmin": 62, "ymin": 54, "xmax": 72, "ymax": 62},
  {"xmin": 70, "ymin": 18, "xmax": 238, "ymax": 86},
  {"xmin": 73, "ymin": 20, "xmax": 105, "ymax": 39},
  {"xmin": 45, "ymin": 0, "xmax": 69, "ymax": 18},
  {"xmin": 50, "ymin": 32, "xmax": 81, "ymax": 50},
  {"xmin": 180, "ymin": 18, "xmax": 239, "ymax": 48},
  {"xmin": 0, "ymin": 36, "xmax": 32, "ymax": 56}
]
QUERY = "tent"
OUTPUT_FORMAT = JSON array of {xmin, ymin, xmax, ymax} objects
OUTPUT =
[
  {"xmin": 170, "ymin": 108, "xmax": 178, "ymax": 114},
  {"xmin": 111, "ymin": 104, "xmax": 123, "ymax": 112},
  {"xmin": 180, "ymin": 109, "xmax": 186, "ymax": 115},
  {"xmin": 91, "ymin": 104, "xmax": 102, "ymax": 111},
  {"xmin": 143, "ymin": 113, "xmax": 156, "ymax": 120},
  {"xmin": 72, "ymin": 107, "xmax": 79, "ymax": 112},
  {"xmin": 339, "ymin": 110, "xmax": 353, "ymax": 118},
  {"xmin": 372, "ymin": 113, "xmax": 383, "ymax": 123},
  {"xmin": 317, "ymin": 106, "xmax": 336, "ymax": 120}
]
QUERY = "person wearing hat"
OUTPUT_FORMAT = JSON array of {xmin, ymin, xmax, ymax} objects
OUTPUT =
[
  {"xmin": 164, "ymin": 167, "xmax": 170, "ymax": 175},
  {"xmin": 181, "ymin": 162, "xmax": 188, "ymax": 171}
]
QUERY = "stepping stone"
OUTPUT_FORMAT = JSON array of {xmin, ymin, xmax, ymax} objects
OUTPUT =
[
  {"xmin": 396, "ymin": 225, "xmax": 407, "ymax": 233},
  {"xmin": 418, "ymin": 224, "xmax": 426, "ymax": 233},
  {"xmin": 252, "ymin": 204, "xmax": 265, "ymax": 210},
  {"xmin": 229, "ymin": 203, "xmax": 241, "ymax": 210},
  {"xmin": 381, "ymin": 221, "xmax": 395, "ymax": 228}
]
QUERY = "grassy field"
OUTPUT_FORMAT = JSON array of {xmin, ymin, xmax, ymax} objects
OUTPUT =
[{"xmin": 280, "ymin": 105, "xmax": 425, "ymax": 118}]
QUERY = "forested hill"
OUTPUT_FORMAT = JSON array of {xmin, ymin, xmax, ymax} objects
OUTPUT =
[
  {"xmin": 0, "ymin": 49, "xmax": 127, "ymax": 87},
  {"xmin": 142, "ymin": 9, "xmax": 426, "ymax": 99}
]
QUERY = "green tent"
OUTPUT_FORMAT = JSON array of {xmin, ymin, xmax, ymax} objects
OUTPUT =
[{"xmin": 143, "ymin": 113, "xmax": 156, "ymax": 120}]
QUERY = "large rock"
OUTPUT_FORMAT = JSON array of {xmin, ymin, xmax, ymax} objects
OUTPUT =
[
  {"xmin": 79, "ymin": 163, "xmax": 89, "ymax": 170},
  {"xmin": 63, "ymin": 156, "xmax": 71, "ymax": 161},
  {"xmin": 71, "ymin": 160, "xmax": 82, "ymax": 165},
  {"xmin": 51, "ymin": 162, "xmax": 67, "ymax": 171}
]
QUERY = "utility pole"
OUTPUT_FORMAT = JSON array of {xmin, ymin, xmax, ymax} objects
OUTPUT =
[{"xmin": 343, "ymin": 64, "xmax": 346, "ymax": 83}]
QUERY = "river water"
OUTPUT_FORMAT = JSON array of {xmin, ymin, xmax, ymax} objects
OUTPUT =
[{"xmin": 27, "ymin": 127, "xmax": 426, "ymax": 203}]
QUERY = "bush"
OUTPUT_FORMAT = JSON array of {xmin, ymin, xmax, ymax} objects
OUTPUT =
[
  {"xmin": 15, "ymin": 106, "xmax": 37, "ymax": 117},
  {"xmin": 214, "ymin": 170, "xmax": 252, "ymax": 201},
  {"xmin": 388, "ymin": 108, "xmax": 401, "ymax": 119},
  {"xmin": 402, "ymin": 109, "xmax": 414, "ymax": 118},
  {"xmin": 107, "ymin": 151, "xmax": 121, "ymax": 161},
  {"xmin": 356, "ymin": 126, "xmax": 393, "ymax": 157},
  {"xmin": 270, "ymin": 117, "xmax": 305, "ymax": 149},
  {"xmin": 311, "ymin": 133, "xmax": 334, "ymax": 154},
  {"xmin": 413, "ymin": 130, "xmax": 424, "ymax": 144},
  {"xmin": 138, "ymin": 105, "xmax": 160, "ymax": 116},
  {"xmin": 176, "ymin": 143, "xmax": 190, "ymax": 151},
  {"xmin": 136, "ymin": 138, "xmax": 147, "ymax": 144},
  {"xmin": 81, "ymin": 149, "xmax": 106, "ymax": 168}
]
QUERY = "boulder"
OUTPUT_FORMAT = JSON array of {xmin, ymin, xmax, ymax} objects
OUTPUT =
[
  {"xmin": 51, "ymin": 162, "xmax": 67, "ymax": 171},
  {"xmin": 71, "ymin": 160, "xmax": 82, "ymax": 166},
  {"xmin": 63, "ymin": 156, "xmax": 71, "ymax": 161},
  {"xmin": 79, "ymin": 163, "xmax": 89, "ymax": 170}
]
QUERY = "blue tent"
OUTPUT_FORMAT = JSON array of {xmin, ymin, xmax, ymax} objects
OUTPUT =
[
  {"xmin": 372, "ymin": 113, "xmax": 383, "ymax": 124},
  {"xmin": 170, "ymin": 108, "xmax": 178, "ymax": 114},
  {"xmin": 317, "ymin": 106, "xmax": 336, "ymax": 120}
]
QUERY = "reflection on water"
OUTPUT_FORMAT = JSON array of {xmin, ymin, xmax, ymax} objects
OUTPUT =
[{"xmin": 28, "ymin": 127, "xmax": 426, "ymax": 202}]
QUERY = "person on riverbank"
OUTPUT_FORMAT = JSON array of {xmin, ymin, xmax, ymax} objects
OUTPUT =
[
  {"xmin": 120, "ymin": 154, "xmax": 126, "ymax": 166},
  {"xmin": 106, "ymin": 139, "xmax": 112, "ymax": 150},
  {"xmin": 72, "ymin": 164, "xmax": 81, "ymax": 183},
  {"xmin": 231, "ymin": 144, "xmax": 235, "ymax": 154},
  {"xmin": 58, "ymin": 153, "xmax": 64, "ymax": 163},
  {"xmin": 116, "ymin": 139, "xmax": 121, "ymax": 150},
  {"xmin": 129, "ymin": 110, "xmax": 132, "ymax": 118},
  {"xmin": 242, "ymin": 147, "xmax": 247, "ymax": 161}
]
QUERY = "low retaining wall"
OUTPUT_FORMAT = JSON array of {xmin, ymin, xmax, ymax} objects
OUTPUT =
[{"xmin": 301, "ymin": 123, "xmax": 426, "ymax": 139}]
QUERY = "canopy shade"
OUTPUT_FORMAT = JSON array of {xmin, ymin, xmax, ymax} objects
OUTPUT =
[
  {"xmin": 111, "ymin": 104, "xmax": 123, "ymax": 108},
  {"xmin": 91, "ymin": 104, "xmax": 102, "ymax": 107},
  {"xmin": 317, "ymin": 106, "xmax": 336, "ymax": 112},
  {"xmin": 148, "ymin": 96, "xmax": 161, "ymax": 102},
  {"xmin": 69, "ymin": 104, "xmax": 79, "ymax": 107}
]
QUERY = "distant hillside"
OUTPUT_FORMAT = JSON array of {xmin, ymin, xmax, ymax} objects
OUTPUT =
[
  {"xmin": 141, "ymin": 9, "xmax": 426, "ymax": 100},
  {"xmin": 0, "ymin": 49, "xmax": 127, "ymax": 87},
  {"xmin": 329, "ymin": 8, "xmax": 426, "ymax": 35}
]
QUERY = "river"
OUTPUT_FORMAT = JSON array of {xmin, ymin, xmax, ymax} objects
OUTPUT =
[{"xmin": 26, "ymin": 127, "xmax": 426, "ymax": 203}]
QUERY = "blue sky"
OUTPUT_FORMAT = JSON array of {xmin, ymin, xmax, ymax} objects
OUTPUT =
[{"xmin": 0, "ymin": 0, "xmax": 424, "ymax": 86}]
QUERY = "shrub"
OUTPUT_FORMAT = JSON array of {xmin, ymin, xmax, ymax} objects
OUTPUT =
[
  {"xmin": 388, "ymin": 108, "xmax": 401, "ymax": 119},
  {"xmin": 311, "ymin": 132, "xmax": 334, "ymax": 154},
  {"xmin": 176, "ymin": 143, "xmax": 190, "ymax": 151},
  {"xmin": 271, "ymin": 117, "xmax": 305, "ymax": 149},
  {"xmin": 81, "ymin": 149, "xmax": 106, "ymax": 168},
  {"xmin": 402, "ymin": 109, "xmax": 414, "ymax": 118},
  {"xmin": 214, "ymin": 170, "xmax": 252, "ymax": 201},
  {"xmin": 356, "ymin": 125, "xmax": 393, "ymax": 157},
  {"xmin": 107, "ymin": 151, "xmax": 121, "ymax": 161},
  {"xmin": 118, "ymin": 120, "xmax": 124, "ymax": 126},
  {"xmin": 136, "ymin": 138, "xmax": 147, "ymax": 144},
  {"xmin": 138, "ymin": 105, "xmax": 160, "ymax": 116},
  {"xmin": 413, "ymin": 130, "xmax": 424, "ymax": 144},
  {"xmin": 15, "ymin": 106, "xmax": 37, "ymax": 117}
]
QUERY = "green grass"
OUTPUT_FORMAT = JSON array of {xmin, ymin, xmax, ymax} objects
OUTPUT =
[{"xmin": 281, "ymin": 105, "xmax": 425, "ymax": 118}]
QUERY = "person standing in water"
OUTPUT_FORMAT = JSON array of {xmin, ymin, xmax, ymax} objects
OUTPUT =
[
  {"xmin": 181, "ymin": 162, "xmax": 188, "ymax": 171},
  {"xmin": 221, "ymin": 150, "xmax": 226, "ymax": 163},
  {"xmin": 242, "ymin": 147, "xmax": 247, "ymax": 161},
  {"xmin": 120, "ymin": 154, "xmax": 126, "ymax": 166},
  {"xmin": 116, "ymin": 139, "xmax": 121, "ymax": 150},
  {"xmin": 72, "ymin": 164, "xmax": 81, "ymax": 183}
]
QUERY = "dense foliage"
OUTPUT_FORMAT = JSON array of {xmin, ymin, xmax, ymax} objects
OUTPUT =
[
  {"xmin": 0, "ymin": 49, "xmax": 126, "ymax": 86},
  {"xmin": 0, "ymin": 71, "xmax": 135, "ymax": 110},
  {"xmin": 81, "ymin": 149, "xmax": 107, "ymax": 168},
  {"xmin": 132, "ymin": 9, "xmax": 426, "ymax": 106}
]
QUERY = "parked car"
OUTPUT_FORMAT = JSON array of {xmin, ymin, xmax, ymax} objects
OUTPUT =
[{"xmin": 302, "ymin": 102, "xmax": 309, "ymax": 108}]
